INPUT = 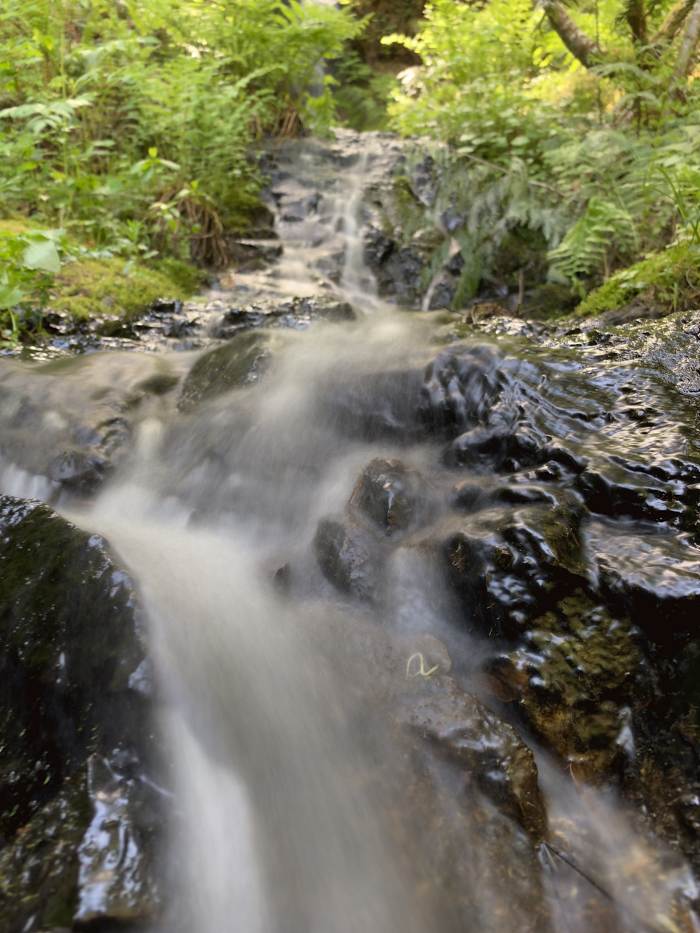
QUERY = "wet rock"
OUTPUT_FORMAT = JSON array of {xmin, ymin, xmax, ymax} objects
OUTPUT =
[
  {"xmin": 424, "ymin": 272, "xmax": 459, "ymax": 311},
  {"xmin": 321, "ymin": 367, "xmax": 425, "ymax": 442},
  {"xmin": 363, "ymin": 225, "xmax": 395, "ymax": 267},
  {"xmin": 0, "ymin": 496, "xmax": 162, "ymax": 930},
  {"xmin": 406, "ymin": 154, "xmax": 438, "ymax": 208},
  {"xmin": 488, "ymin": 594, "xmax": 642, "ymax": 781},
  {"xmin": 213, "ymin": 295, "xmax": 356, "ymax": 339},
  {"xmin": 420, "ymin": 344, "xmax": 504, "ymax": 435},
  {"xmin": 376, "ymin": 244, "xmax": 429, "ymax": 307},
  {"xmin": 588, "ymin": 522, "xmax": 700, "ymax": 642},
  {"xmin": 75, "ymin": 754, "xmax": 161, "ymax": 927},
  {"xmin": 450, "ymin": 480, "xmax": 559, "ymax": 513},
  {"xmin": 402, "ymin": 677, "xmax": 547, "ymax": 840},
  {"xmin": 399, "ymin": 633, "xmax": 453, "ymax": 676},
  {"xmin": 314, "ymin": 517, "xmax": 381, "ymax": 602},
  {"xmin": 576, "ymin": 459, "xmax": 698, "ymax": 534},
  {"xmin": 349, "ymin": 457, "xmax": 422, "ymax": 534},
  {"xmin": 47, "ymin": 448, "xmax": 109, "ymax": 494},
  {"xmin": 178, "ymin": 331, "xmax": 272, "ymax": 412},
  {"xmin": 228, "ymin": 238, "xmax": 283, "ymax": 271},
  {"xmin": 0, "ymin": 354, "xmax": 182, "ymax": 495},
  {"xmin": 447, "ymin": 424, "xmax": 545, "ymax": 473},
  {"xmin": 0, "ymin": 776, "xmax": 88, "ymax": 931},
  {"xmin": 443, "ymin": 496, "xmax": 589, "ymax": 638}
]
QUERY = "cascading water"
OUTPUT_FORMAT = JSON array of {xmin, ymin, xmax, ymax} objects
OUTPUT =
[{"xmin": 2, "ymin": 132, "xmax": 700, "ymax": 933}]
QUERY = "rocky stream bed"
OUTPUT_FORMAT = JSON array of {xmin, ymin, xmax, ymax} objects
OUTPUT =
[{"xmin": 1, "ymin": 132, "xmax": 700, "ymax": 933}]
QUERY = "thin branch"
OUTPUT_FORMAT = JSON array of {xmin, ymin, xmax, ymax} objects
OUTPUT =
[{"xmin": 540, "ymin": 0, "xmax": 602, "ymax": 67}]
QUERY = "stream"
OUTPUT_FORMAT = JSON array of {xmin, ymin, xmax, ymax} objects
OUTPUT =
[{"xmin": 1, "ymin": 131, "xmax": 700, "ymax": 933}]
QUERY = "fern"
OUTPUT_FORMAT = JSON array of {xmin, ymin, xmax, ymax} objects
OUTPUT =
[{"xmin": 549, "ymin": 197, "xmax": 638, "ymax": 284}]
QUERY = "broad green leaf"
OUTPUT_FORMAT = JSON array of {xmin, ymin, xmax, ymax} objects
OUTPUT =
[
  {"xmin": 22, "ymin": 238, "xmax": 60, "ymax": 274},
  {"xmin": 0, "ymin": 284, "xmax": 25, "ymax": 310}
]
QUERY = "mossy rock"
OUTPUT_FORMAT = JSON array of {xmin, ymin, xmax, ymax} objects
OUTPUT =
[
  {"xmin": 522, "ymin": 282, "xmax": 578, "ymax": 320},
  {"xmin": 0, "ymin": 496, "xmax": 161, "ymax": 930},
  {"xmin": 575, "ymin": 241, "xmax": 700, "ymax": 320},
  {"xmin": 442, "ymin": 490, "xmax": 589, "ymax": 640},
  {"xmin": 49, "ymin": 257, "xmax": 201, "ymax": 322},
  {"xmin": 490, "ymin": 594, "xmax": 641, "ymax": 781},
  {"xmin": 178, "ymin": 330, "xmax": 272, "ymax": 412},
  {"xmin": 0, "ymin": 775, "xmax": 88, "ymax": 930}
]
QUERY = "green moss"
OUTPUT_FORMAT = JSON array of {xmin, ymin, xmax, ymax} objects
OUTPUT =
[
  {"xmin": 576, "ymin": 241, "xmax": 700, "ymax": 318},
  {"xmin": 495, "ymin": 593, "xmax": 640, "ymax": 781},
  {"xmin": 0, "ymin": 217, "xmax": 41, "ymax": 236},
  {"xmin": 154, "ymin": 257, "xmax": 206, "ymax": 293},
  {"xmin": 49, "ymin": 256, "xmax": 199, "ymax": 321},
  {"xmin": 381, "ymin": 174, "xmax": 427, "ymax": 242}
]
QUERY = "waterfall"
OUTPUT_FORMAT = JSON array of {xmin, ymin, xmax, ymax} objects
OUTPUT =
[{"xmin": 4, "ymin": 131, "xmax": 698, "ymax": 933}]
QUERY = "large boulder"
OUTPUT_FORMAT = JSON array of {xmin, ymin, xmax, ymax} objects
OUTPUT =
[
  {"xmin": 178, "ymin": 331, "xmax": 272, "ymax": 412},
  {"xmin": 0, "ymin": 496, "xmax": 162, "ymax": 931}
]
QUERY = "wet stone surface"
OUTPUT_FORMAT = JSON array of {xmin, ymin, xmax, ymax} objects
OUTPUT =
[{"xmin": 0, "ymin": 496, "xmax": 163, "ymax": 931}]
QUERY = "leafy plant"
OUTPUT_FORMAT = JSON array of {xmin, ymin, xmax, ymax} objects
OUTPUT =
[{"xmin": 0, "ymin": 229, "xmax": 61, "ymax": 343}]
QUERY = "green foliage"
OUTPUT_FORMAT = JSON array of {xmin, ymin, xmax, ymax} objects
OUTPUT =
[
  {"xmin": 575, "ymin": 241, "xmax": 700, "ymax": 317},
  {"xmin": 549, "ymin": 197, "xmax": 638, "ymax": 286},
  {"xmin": 0, "ymin": 228, "xmax": 62, "ymax": 344},
  {"xmin": 0, "ymin": 0, "xmax": 365, "ymax": 337},
  {"xmin": 383, "ymin": 0, "xmax": 700, "ymax": 307},
  {"xmin": 385, "ymin": 0, "xmax": 553, "ymax": 156}
]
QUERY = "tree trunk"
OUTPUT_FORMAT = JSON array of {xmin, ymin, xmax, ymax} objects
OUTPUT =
[
  {"xmin": 652, "ymin": 0, "xmax": 695, "ymax": 45},
  {"xmin": 540, "ymin": 0, "xmax": 601, "ymax": 67},
  {"xmin": 624, "ymin": 0, "xmax": 648, "ymax": 44},
  {"xmin": 674, "ymin": 0, "xmax": 700, "ymax": 77}
]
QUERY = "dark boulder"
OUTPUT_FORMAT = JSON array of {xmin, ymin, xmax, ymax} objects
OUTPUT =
[
  {"xmin": 349, "ymin": 457, "xmax": 423, "ymax": 535},
  {"xmin": 314, "ymin": 517, "xmax": 382, "ymax": 602},
  {"xmin": 442, "ymin": 495, "xmax": 589, "ymax": 638},
  {"xmin": 0, "ymin": 496, "xmax": 161, "ymax": 931},
  {"xmin": 47, "ymin": 448, "xmax": 109, "ymax": 494}
]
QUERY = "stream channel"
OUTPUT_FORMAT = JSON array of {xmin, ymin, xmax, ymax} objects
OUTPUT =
[{"xmin": 1, "ymin": 132, "xmax": 700, "ymax": 933}]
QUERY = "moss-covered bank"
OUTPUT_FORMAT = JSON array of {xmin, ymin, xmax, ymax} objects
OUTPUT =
[
  {"xmin": 49, "ymin": 256, "xmax": 203, "ymax": 322},
  {"xmin": 575, "ymin": 241, "xmax": 700, "ymax": 320}
]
